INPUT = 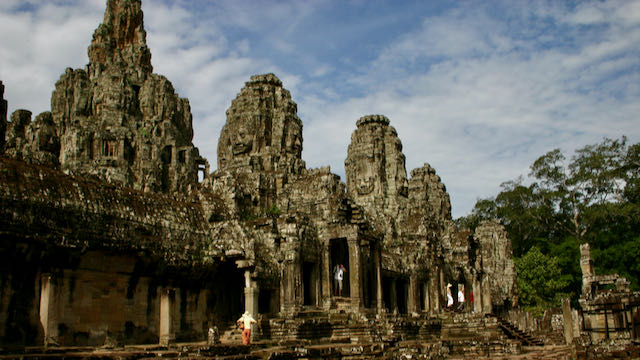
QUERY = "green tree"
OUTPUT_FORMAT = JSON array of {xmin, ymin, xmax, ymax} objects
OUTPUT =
[
  {"xmin": 515, "ymin": 246, "xmax": 569, "ymax": 315},
  {"xmin": 455, "ymin": 198, "xmax": 496, "ymax": 231},
  {"xmin": 529, "ymin": 137, "xmax": 630, "ymax": 243},
  {"xmin": 458, "ymin": 136, "xmax": 640, "ymax": 302}
]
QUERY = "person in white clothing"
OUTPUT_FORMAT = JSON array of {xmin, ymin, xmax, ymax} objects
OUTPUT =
[
  {"xmin": 457, "ymin": 285, "xmax": 465, "ymax": 311},
  {"xmin": 446, "ymin": 283, "xmax": 453, "ymax": 309},
  {"xmin": 333, "ymin": 264, "xmax": 346, "ymax": 296},
  {"xmin": 237, "ymin": 311, "xmax": 257, "ymax": 345}
]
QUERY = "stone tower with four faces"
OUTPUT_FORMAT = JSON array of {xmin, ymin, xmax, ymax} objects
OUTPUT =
[
  {"xmin": 345, "ymin": 115, "xmax": 409, "ymax": 223},
  {"xmin": 50, "ymin": 0, "xmax": 204, "ymax": 193},
  {"xmin": 218, "ymin": 73, "xmax": 305, "ymax": 176}
]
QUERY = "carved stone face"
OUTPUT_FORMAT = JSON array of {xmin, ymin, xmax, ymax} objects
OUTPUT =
[
  {"xmin": 232, "ymin": 126, "xmax": 253, "ymax": 155},
  {"xmin": 357, "ymin": 176, "xmax": 375, "ymax": 195},
  {"xmin": 285, "ymin": 128, "xmax": 302, "ymax": 155},
  {"xmin": 355, "ymin": 154, "xmax": 378, "ymax": 195},
  {"xmin": 139, "ymin": 86, "xmax": 154, "ymax": 117}
]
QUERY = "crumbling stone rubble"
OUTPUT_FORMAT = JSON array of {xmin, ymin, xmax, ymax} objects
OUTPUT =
[{"xmin": 558, "ymin": 243, "xmax": 640, "ymax": 358}]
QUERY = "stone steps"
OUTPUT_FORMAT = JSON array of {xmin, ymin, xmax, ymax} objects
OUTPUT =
[
  {"xmin": 219, "ymin": 322, "xmax": 244, "ymax": 344},
  {"xmin": 497, "ymin": 316, "xmax": 545, "ymax": 346},
  {"xmin": 1, "ymin": 312, "xmax": 575, "ymax": 359}
]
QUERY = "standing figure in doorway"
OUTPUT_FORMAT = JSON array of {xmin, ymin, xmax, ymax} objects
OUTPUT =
[
  {"xmin": 457, "ymin": 285, "xmax": 465, "ymax": 311},
  {"xmin": 334, "ymin": 264, "xmax": 346, "ymax": 296},
  {"xmin": 446, "ymin": 283, "xmax": 454, "ymax": 309},
  {"xmin": 237, "ymin": 311, "xmax": 257, "ymax": 345}
]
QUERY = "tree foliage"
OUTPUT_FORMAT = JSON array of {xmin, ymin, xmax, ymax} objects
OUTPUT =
[
  {"xmin": 515, "ymin": 246, "xmax": 569, "ymax": 315},
  {"xmin": 457, "ymin": 136, "xmax": 640, "ymax": 305}
]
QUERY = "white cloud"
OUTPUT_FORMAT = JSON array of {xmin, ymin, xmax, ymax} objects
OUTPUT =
[
  {"xmin": 299, "ymin": 1, "xmax": 640, "ymax": 217},
  {"xmin": 0, "ymin": 0, "xmax": 103, "ymax": 115}
]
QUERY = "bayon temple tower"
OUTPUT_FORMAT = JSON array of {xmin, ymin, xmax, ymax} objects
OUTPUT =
[{"xmin": 0, "ymin": 0, "xmax": 528, "ymax": 353}]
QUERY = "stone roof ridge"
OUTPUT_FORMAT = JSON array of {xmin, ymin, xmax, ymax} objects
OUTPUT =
[
  {"xmin": 356, "ymin": 114, "xmax": 390, "ymax": 127},
  {"xmin": 247, "ymin": 73, "xmax": 283, "ymax": 87},
  {"xmin": 410, "ymin": 163, "xmax": 436, "ymax": 177}
]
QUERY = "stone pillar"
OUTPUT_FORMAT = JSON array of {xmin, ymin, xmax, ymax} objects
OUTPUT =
[
  {"xmin": 562, "ymin": 298, "xmax": 574, "ymax": 345},
  {"xmin": 408, "ymin": 274, "xmax": 419, "ymax": 314},
  {"xmin": 481, "ymin": 276, "xmax": 492, "ymax": 315},
  {"xmin": 580, "ymin": 243, "xmax": 594, "ymax": 297},
  {"xmin": 435, "ymin": 267, "xmax": 445, "ymax": 311},
  {"xmin": 321, "ymin": 245, "xmax": 332, "ymax": 309},
  {"xmin": 244, "ymin": 269, "xmax": 259, "ymax": 341},
  {"xmin": 159, "ymin": 288, "xmax": 175, "ymax": 346},
  {"xmin": 472, "ymin": 277, "xmax": 482, "ymax": 314},
  {"xmin": 39, "ymin": 273, "xmax": 57, "ymax": 346},
  {"xmin": 374, "ymin": 245, "xmax": 383, "ymax": 312},
  {"xmin": 348, "ymin": 238, "xmax": 363, "ymax": 308},
  {"xmin": 279, "ymin": 259, "xmax": 295, "ymax": 312},
  {"xmin": 423, "ymin": 282, "xmax": 430, "ymax": 313}
]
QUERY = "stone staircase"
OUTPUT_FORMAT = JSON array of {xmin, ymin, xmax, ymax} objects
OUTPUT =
[
  {"xmin": 0, "ymin": 311, "xmax": 580, "ymax": 359},
  {"xmin": 219, "ymin": 321, "xmax": 243, "ymax": 344},
  {"xmin": 496, "ymin": 316, "xmax": 544, "ymax": 346}
]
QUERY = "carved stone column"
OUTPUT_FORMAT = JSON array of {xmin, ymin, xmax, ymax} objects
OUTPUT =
[
  {"xmin": 39, "ymin": 273, "xmax": 57, "ymax": 346},
  {"xmin": 244, "ymin": 269, "xmax": 259, "ymax": 341},
  {"xmin": 408, "ymin": 274, "xmax": 419, "ymax": 314},
  {"xmin": 432, "ymin": 267, "xmax": 444, "ymax": 311},
  {"xmin": 374, "ymin": 245, "xmax": 383, "ymax": 312},
  {"xmin": 279, "ymin": 259, "xmax": 296, "ymax": 312},
  {"xmin": 481, "ymin": 276, "xmax": 492, "ymax": 315},
  {"xmin": 321, "ymin": 244, "xmax": 331, "ymax": 309},
  {"xmin": 472, "ymin": 277, "xmax": 482, "ymax": 314},
  {"xmin": 348, "ymin": 238, "xmax": 363, "ymax": 309},
  {"xmin": 159, "ymin": 288, "xmax": 175, "ymax": 345},
  {"xmin": 423, "ymin": 282, "xmax": 430, "ymax": 313}
]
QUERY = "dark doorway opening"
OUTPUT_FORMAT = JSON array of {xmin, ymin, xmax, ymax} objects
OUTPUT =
[
  {"xmin": 303, "ymin": 261, "xmax": 317, "ymax": 306},
  {"xmin": 362, "ymin": 246, "xmax": 376, "ymax": 308},
  {"xmin": 330, "ymin": 238, "xmax": 349, "ymax": 297},
  {"xmin": 396, "ymin": 278, "xmax": 408, "ymax": 314},
  {"xmin": 259, "ymin": 288, "xmax": 278, "ymax": 314},
  {"xmin": 382, "ymin": 275, "xmax": 393, "ymax": 312},
  {"xmin": 207, "ymin": 261, "xmax": 244, "ymax": 326}
]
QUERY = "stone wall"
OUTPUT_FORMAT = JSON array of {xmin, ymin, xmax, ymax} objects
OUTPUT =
[
  {"xmin": 0, "ymin": 156, "xmax": 250, "ymax": 346},
  {"xmin": 0, "ymin": 157, "xmax": 214, "ymax": 261}
]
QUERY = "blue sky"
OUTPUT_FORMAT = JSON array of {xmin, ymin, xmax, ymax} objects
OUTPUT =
[{"xmin": 1, "ymin": 0, "xmax": 639, "ymax": 218}]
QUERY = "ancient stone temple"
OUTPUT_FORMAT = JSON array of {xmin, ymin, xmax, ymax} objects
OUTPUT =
[
  {"xmin": 559, "ymin": 244, "xmax": 640, "ymax": 357},
  {"xmin": 0, "ymin": 0, "xmax": 553, "ymax": 358}
]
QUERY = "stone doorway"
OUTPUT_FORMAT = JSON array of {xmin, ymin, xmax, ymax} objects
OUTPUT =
[
  {"xmin": 208, "ymin": 260, "xmax": 245, "ymax": 324},
  {"xmin": 330, "ymin": 238, "xmax": 350, "ymax": 297},
  {"xmin": 303, "ymin": 261, "xmax": 318, "ymax": 306},
  {"xmin": 396, "ymin": 277, "xmax": 408, "ymax": 314},
  {"xmin": 382, "ymin": 274, "xmax": 408, "ymax": 314}
]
